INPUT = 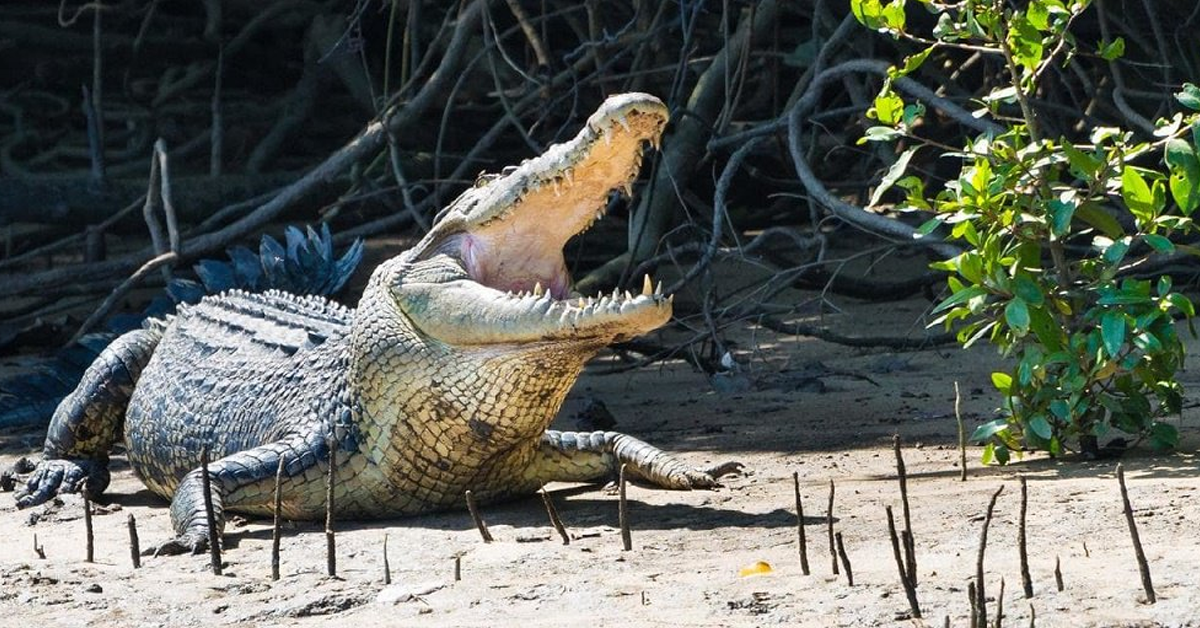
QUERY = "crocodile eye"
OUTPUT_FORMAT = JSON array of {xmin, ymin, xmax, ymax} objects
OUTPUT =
[{"xmin": 474, "ymin": 171, "xmax": 499, "ymax": 188}]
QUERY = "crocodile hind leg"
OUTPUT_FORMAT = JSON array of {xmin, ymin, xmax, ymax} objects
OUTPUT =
[
  {"xmin": 152, "ymin": 432, "xmax": 327, "ymax": 555},
  {"xmin": 524, "ymin": 430, "xmax": 742, "ymax": 490},
  {"xmin": 14, "ymin": 328, "xmax": 161, "ymax": 508}
]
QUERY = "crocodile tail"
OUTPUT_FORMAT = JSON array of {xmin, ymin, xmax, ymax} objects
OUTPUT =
[{"xmin": 0, "ymin": 333, "xmax": 115, "ymax": 430}]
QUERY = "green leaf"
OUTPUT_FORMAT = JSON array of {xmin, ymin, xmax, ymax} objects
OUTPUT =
[
  {"xmin": 1170, "ymin": 172, "xmax": 1199, "ymax": 215},
  {"xmin": 916, "ymin": 218, "xmax": 943, "ymax": 236},
  {"xmin": 1101, "ymin": 310, "xmax": 1125, "ymax": 358},
  {"xmin": 1029, "ymin": 304, "xmax": 1063, "ymax": 352},
  {"xmin": 958, "ymin": 251, "xmax": 983, "ymax": 282},
  {"xmin": 1163, "ymin": 292, "xmax": 1196, "ymax": 317},
  {"xmin": 1176, "ymin": 83, "xmax": 1200, "ymax": 111},
  {"xmin": 1143, "ymin": 234, "xmax": 1175, "ymax": 254},
  {"xmin": 1005, "ymin": 298, "xmax": 1031, "ymax": 334},
  {"xmin": 932, "ymin": 12, "xmax": 957, "ymax": 39},
  {"xmin": 1098, "ymin": 37, "xmax": 1125, "ymax": 61},
  {"xmin": 1165, "ymin": 138, "xmax": 1200, "ymax": 215},
  {"xmin": 991, "ymin": 371, "xmax": 1013, "ymax": 393},
  {"xmin": 1013, "ymin": 276, "xmax": 1045, "ymax": 306},
  {"xmin": 1149, "ymin": 422, "xmax": 1179, "ymax": 450},
  {"xmin": 1157, "ymin": 275, "xmax": 1173, "ymax": 296},
  {"xmin": 902, "ymin": 103, "xmax": 926, "ymax": 127},
  {"xmin": 971, "ymin": 418, "xmax": 1011, "ymax": 443},
  {"xmin": 861, "ymin": 126, "xmax": 902, "ymax": 143},
  {"xmin": 849, "ymin": 0, "xmax": 884, "ymax": 29},
  {"xmin": 1122, "ymin": 166, "xmax": 1156, "ymax": 222},
  {"xmin": 1049, "ymin": 199, "xmax": 1075, "ymax": 237},
  {"xmin": 932, "ymin": 284, "xmax": 987, "ymax": 314},
  {"xmin": 994, "ymin": 442, "xmax": 1011, "ymax": 465},
  {"xmin": 983, "ymin": 86, "xmax": 1018, "ymax": 104},
  {"xmin": 896, "ymin": 48, "xmax": 933, "ymax": 77},
  {"xmin": 1097, "ymin": 289, "xmax": 1149, "ymax": 306},
  {"xmin": 870, "ymin": 147, "xmax": 919, "ymax": 207},
  {"xmin": 980, "ymin": 442, "xmax": 995, "ymax": 466},
  {"xmin": 1062, "ymin": 142, "xmax": 1101, "ymax": 179},
  {"xmin": 951, "ymin": 221, "xmax": 981, "ymax": 247},
  {"xmin": 1029, "ymin": 415, "xmax": 1053, "ymax": 440},
  {"xmin": 1102, "ymin": 238, "xmax": 1130, "ymax": 265},
  {"xmin": 1028, "ymin": 1, "xmax": 1050, "ymax": 29},
  {"xmin": 1006, "ymin": 16, "xmax": 1044, "ymax": 74},
  {"xmin": 1091, "ymin": 126, "xmax": 1124, "ymax": 144},
  {"xmin": 873, "ymin": 91, "xmax": 905, "ymax": 126},
  {"xmin": 880, "ymin": 0, "xmax": 906, "ymax": 31},
  {"xmin": 1133, "ymin": 331, "xmax": 1163, "ymax": 353},
  {"xmin": 1164, "ymin": 138, "xmax": 1197, "ymax": 170},
  {"xmin": 1074, "ymin": 204, "xmax": 1124, "ymax": 239}
]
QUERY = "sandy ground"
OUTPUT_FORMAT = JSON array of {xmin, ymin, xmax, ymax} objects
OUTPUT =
[{"xmin": 2, "ymin": 294, "xmax": 1200, "ymax": 627}]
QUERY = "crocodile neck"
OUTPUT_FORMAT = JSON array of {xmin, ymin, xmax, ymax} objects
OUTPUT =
[{"xmin": 347, "ymin": 258, "xmax": 603, "ymax": 509}]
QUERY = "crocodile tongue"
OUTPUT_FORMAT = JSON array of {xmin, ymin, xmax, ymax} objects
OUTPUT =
[{"xmin": 405, "ymin": 93, "xmax": 672, "ymax": 345}]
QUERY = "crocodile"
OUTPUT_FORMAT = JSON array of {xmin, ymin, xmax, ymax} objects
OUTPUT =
[{"xmin": 11, "ymin": 93, "xmax": 737, "ymax": 553}]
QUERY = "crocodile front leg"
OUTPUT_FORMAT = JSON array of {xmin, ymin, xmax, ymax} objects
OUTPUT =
[
  {"xmin": 526, "ymin": 430, "xmax": 742, "ymax": 489},
  {"xmin": 14, "ymin": 329, "xmax": 161, "ymax": 507},
  {"xmin": 152, "ymin": 432, "xmax": 327, "ymax": 555}
]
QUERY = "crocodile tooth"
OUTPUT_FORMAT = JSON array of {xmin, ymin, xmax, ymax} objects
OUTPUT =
[
  {"xmin": 668, "ymin": 294, "xmax": 675, "ymax": 305},
  {"xmin": 622, "ymin": 182, "xmax": 634, "ymax": 198},
  {"xmin": 552, "ymin": 180, "xmax": 562, "ymax": 197},
  {"xmin": 614, "ymin": 114, "xmax": 631, "ymax": 132},
  {"xmin": 655, "ymin": 280, "xmax": 663, "ymax": 295},
  {"xmin": 650, "ymin": 135, "xmax": 661, "ymax": 151},
  {"xmin": 642, "ymin": 275, "xmax": 653, "ymax": 296},
  {"xmin": 598, "ymin": 295, "xmax": 610, "ymax": 309},
  {"xmin": 624, "ymin": 290, "xmax": 633, "ymax": 301},
  {"xmin": 577, "ymin": 297, "xmax": 586, "ymax": 309},
  {"xmin": 611, "ymin": 287, "xmax": 621, "ymax": 300},
  {"xmin": 563, "ymin": 168, "xmax": 574, "ymax": 186},
  {"xmin": 533, "ymin": 282, "xmax": 544, "ymax": 297}
]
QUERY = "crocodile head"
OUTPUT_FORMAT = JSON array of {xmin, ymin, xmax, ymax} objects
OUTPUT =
[{"xmin": 385, "ymin": 92, "xmax": 672, "ymax": 346}]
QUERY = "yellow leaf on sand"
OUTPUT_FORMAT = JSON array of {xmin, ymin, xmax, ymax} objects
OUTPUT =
[{"xmin": 738, "ymin": 561, "xmax": 773, "ymax": 577}]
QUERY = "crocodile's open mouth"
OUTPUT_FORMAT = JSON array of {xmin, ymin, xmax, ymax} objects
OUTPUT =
[
  {"xmin": 402, "ymin": 93, "xmax": 673, "ymax": 344},
  {"xmin": 456, "ymin": 93, "xmax": 669, "ymax": 300}
]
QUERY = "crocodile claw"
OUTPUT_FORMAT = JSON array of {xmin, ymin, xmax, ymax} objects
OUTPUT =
[
  {"xmin": 703, "ymin": 461, "xmax": 745, "ymax": 480},
  {"xmin": 12, "ymin": 458, "xmax": 110, "ymax": 508},
  {"xmin": 675, "ymin": 461, "xmax": 743, "ymax": 489},
  {"xmin": 149, "ymin": 532, "xmax": 210, "ymax": 557}
]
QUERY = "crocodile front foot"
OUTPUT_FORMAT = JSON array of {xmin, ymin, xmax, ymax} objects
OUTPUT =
[{"xmin": 11, "ymin": 458, "xmax": 110, "ymax": 508}]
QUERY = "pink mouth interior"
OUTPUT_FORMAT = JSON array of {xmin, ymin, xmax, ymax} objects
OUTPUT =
[{"xmin": 461, "ymin": 232, "xmax": 572, "ymax": 299}]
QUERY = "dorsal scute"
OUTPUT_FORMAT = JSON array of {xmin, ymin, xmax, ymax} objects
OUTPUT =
[{"xmin": 173, "ymin": 289, "xmax": 353, "ymax": 357}]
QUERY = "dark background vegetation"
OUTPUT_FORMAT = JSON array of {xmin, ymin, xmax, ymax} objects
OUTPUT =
[{"xmin": 2, "ymin": 0, "xmax": 1198, "ymax": 375}]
